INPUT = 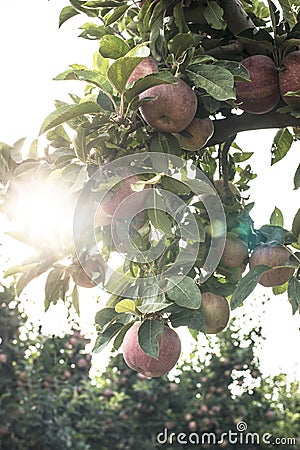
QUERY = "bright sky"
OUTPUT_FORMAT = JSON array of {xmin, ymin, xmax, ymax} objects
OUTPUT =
[{"xmin": 0, "ymin": 0, "xmax": 299, "ymax": 380}]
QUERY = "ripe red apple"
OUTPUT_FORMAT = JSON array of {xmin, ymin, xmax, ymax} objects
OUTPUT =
[
  {"xmin": 95, "ymin": 171, "xmax": 148, "ymax": 227},
  {"xmin": 122, "ymin": 322, "xmax": 181, "ymax": 377},
  {"xmin": 201, "ymin": 292, "xmax": 230, "ymax": 334},
  {"xmin": 214, "ymin": 180, "xmax": 240, "ymax": 198},
  {"xmin": 265, "ymin": 409, "xmax": 275, "ymax": 419},
  {"xmin": 72, "ymin": 257, "xmax": 106, "ymax": 288},
  {"xmin": 188, "ymin": 420, "xmax": 198, "ymax": 432},
  {"xmin": 76, "ymin": 357, "xmax": 89, "ymax": 369},
  {"xmin": 249, "ymin": 245, "xmax": 294, "ymax": 287},
  {"xmin": 221, "ymin": 236, "xmax": 248, "ymax": 269},
  {"xmin": 174, "ymin": 117, "xmax": 214, "ymax": 151},
  {"xmin": 139, "ymin": 78, "xmax": 198, "ymax": 133},
  {"xmin": 62, "ymin": 370, "xmax": 72, "ymax": 380},
  {"xmin": 69, "ymin": 336, "xmax": 79, "ymax": 346},
  {"xmin": 279, "ymin": 50, "xmax": 300, "ymax": 106},
  {"xmin": 235, "ymin": 55, "xmax": 280, "ymax": 114},
  {"xmin": 0, "ymin": 353, "xmax": 7, "ymax": 363},
  {"xmin": 127, "ymin": 56, "xmax": 158, "ymax": 86}
]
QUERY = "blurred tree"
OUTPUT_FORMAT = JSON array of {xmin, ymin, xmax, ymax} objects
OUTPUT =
[{"xmin": 0, "ymin": 289, "xmax": 298, "ymax": 450}]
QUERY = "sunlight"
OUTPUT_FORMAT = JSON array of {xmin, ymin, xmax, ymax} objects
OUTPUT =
[{"xmin": 6, "ymin": 173, "xmax": 75, "ymax": 254}]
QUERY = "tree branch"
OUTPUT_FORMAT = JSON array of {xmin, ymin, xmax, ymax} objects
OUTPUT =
[
  {"xmin": 220, "ymin": 0, "xmax": 268, "ymax": 55},
  {"xmin": 221, "ymin": 0, "xmax": 255, "ymax": 35},
  {"xmin": 207, "ymin": 40, "xmax": 244, "ymax": 60},
  {"xmin": 208, "ymin": 108, "xmax": 300, "ymax": 146}
]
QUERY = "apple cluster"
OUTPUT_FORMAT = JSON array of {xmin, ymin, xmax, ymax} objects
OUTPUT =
[
  {"xmin": 121, "ymin": 292, "xmax": 231, "ymax": 378},
  {"xmin": 235, "ymin": 51, "xmax": 300, "ymax": 114},
  {"xmin": 128, "ymin": 56, "xmax": 214, "ymax": 151}
]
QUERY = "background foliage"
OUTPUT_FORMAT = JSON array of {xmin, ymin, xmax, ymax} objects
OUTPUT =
[{"xmin": 0, "ymin": 288, "xmax": 299, "ymax": 450}]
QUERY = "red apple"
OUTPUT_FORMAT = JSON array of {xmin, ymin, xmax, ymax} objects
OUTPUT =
[
  {"xmin": 174, "ymin": 117, "xmax": 214, "ymax": 150},
  {"xmin": 221, "ymin": 236, "xmax": 248, "ymax": 269},
  {"xmin": 122, "ymin": 322, "xmax": 181, "ymax": 377},
  {"xmin": 62, "ymin": 370, "xmax": 72, "ymax": 380},
  {"xmin": 95, "ymin": 171, "xmax": 148, "ymax": 227},
  {"xmin": 214, "ymin": 180, "xmax": 240, "ymax": 198},
  {"xmin": 0, "ymin": 354, "xmax": 7, "ymax": 363},
  {"xmin": 76, "ymin": 357, "xmax": 89, "ymax": 369},
  {"xmin": 139, "ymin": 78, "xmax": 197, "ymax": 133},
  {"xmin": 279, "ymin": 50, "xmax": 300, "ymax": 106},
  {"xmin": 235, "ymin": 55, "xmax": 280, "ymax": 114},
  {"xmin": 72, "ymin": 257, "xmax": 106, "ymax": 288},
  {"xmin": 249, "ymin": 245, "xmax": 294, "ymax": 287},
  {"xmin": 127, "ymin": 56, "xmax": 158, "ymax": 85},
  {"xmin": 201, "ymin": 292, "xmax": 230, "ymax": 334},
  {"xmin": 188, "ymin": 420, "xmax": 198, "ymax": 432}
]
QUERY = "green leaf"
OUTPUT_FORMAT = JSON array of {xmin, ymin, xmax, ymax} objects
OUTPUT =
[
  {"xmin": 272, "ymin": 282, "xmax": 288, "ymax": 296},
  {"xmin": 95, "ymin": 307, "xmax": 119, "ymax": 329},
  {"xmin": 259, "ymin": 225, "xmax": 286, "ymax": 244},
  {"xmin": 113, "ymin": 321, "xmax": 135, "ymax": 351},
  {"xmin": 44, "ymin": 267, "xmax": 65, "ymax": 311},
  {"xmin": 173, "ymin": 1, "xmax": 189, "ymax": 33},
  {"xmin": 59, "ymin": 6, "xmax": 79, "ymax": 27},
  {"xmin": 115, "ymin": 299, "xmax": 136, "ymax": 314},
  {"xmin": 107, "ymin": 54, "xmax": 150, "ymax": 93},
  {"xmin": 294, "ymin": 164, "xmax": 300, "ymax": 190},
  {"xmin": 39, "ymin": 102, "xmax": 101, "ymax": 134},
  {"xmin": 148, "ymin": 132, "xmax": 181, "ymax": 158},
  {"xmin": 277, "ymin": 0, "xmax": 298, "ymax": 27},
  {"xmin": 79, "ymin": 22, "xmax": 113, "ymax": 40},
  {"xmin": 215, "ymin": 60, "xmax": 250, "ymax": 82},
  {"xmin": 99, "ymin": 35, "xmax": 130, "ymax": 59},
  {"xmin": 187, "ymin": 66, "xmax": 235, "ymax": 101},
  {"xmin": 138, "ymin": 285, "xmax": 172, "ymax": 314},
  {"xmin": 169, "ymin": 305, "xmax": 205, "ymax": 332},
  {"xmin": 166, "ymin": 276, "xmax": 202, "ymax": 309},
  {"xmin": 72, "ymin": 285, "xmax": 80, "ymax": 315},
  {"xmin": 74, "ymin": 124, "xmax": 88, "ymax": 162},
  {"xmin": 104, "ymin": 268, "xmax": 136, "ymax": 296},
  {"xmin": 138, "ymin": 319, "xmax": 164, "ymax": 359},
  {"xmin": 104, "ymin": 4, "xmax": 129, "ymax": 26},
  {"xmin": 54, "ymin": 69, "xmax": 113, "ymax": 93},
  {"xmin": 271, "ymin": 128, "xmax": 293, "ymax": 165},
  {"xmin": 146, "ymin": 188, "xmax": 173, "ymax": 237},
  {"xmin": 270, "ymin": 207, "xmax": 284, "ymax": 227},
  {"xmin": 11, "ymin": 138, "xmax": 26, "ymax": 163},
  {"xmin": 125, "ymin": 72, "xmax": 176, "ymax": 103},
  {"xmin": 97, "ymin": 91, "xmax": 115, "ymax": 111},
  {"xmin": 287, "ymin": 277, "xmax": 300, "ymax": 314},
  {"xmin": 230, "ymin": 265, "xmax": 269, "ymax": 309},
  {"xmin": 93, "ymin": 322, "xmax": 124, "ymax": 353},
  {"xmin": 147, "ymin": 208, "xmax": 173, "ymax": 237},
  {"xmin": 168, "ymin": 33, "xmax": 197, "ymax": 58},
  {"xmin": 161, "ymin": 176, "xmax": 191, "ymax": 195},
  {"xmin": 16, "ymin": 256, "xmax": 58, "ymax": 297},
  {"xmin": 233, "ymin": 151, "xmax": 253, "ymax": 162},
  {"xmin": 203, "ymin": 1, "xmax": 225, "ymax": 30},
  {"xmin": 292, "ymin": 208, "xmax": 300, "ymax": 240}
]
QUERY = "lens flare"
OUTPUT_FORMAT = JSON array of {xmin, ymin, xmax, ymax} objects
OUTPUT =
[{"xmin": 5, "ymin": 172, "xmax": 75, "ymax": 252}]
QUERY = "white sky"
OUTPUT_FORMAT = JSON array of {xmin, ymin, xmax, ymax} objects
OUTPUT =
[{"xmin": 0, "ymin": 0, "xmax": 300, "ymax": 379}]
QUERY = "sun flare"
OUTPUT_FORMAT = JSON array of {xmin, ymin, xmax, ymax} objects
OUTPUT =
[{"xmin": 5, "ymin": 173, "xmax": 76, "ymax": 254}]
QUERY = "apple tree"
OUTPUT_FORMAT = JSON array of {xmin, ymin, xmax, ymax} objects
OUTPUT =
[{"xmin": 1, "ymin": 0, "xmax": 300, "ymax": 377}]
